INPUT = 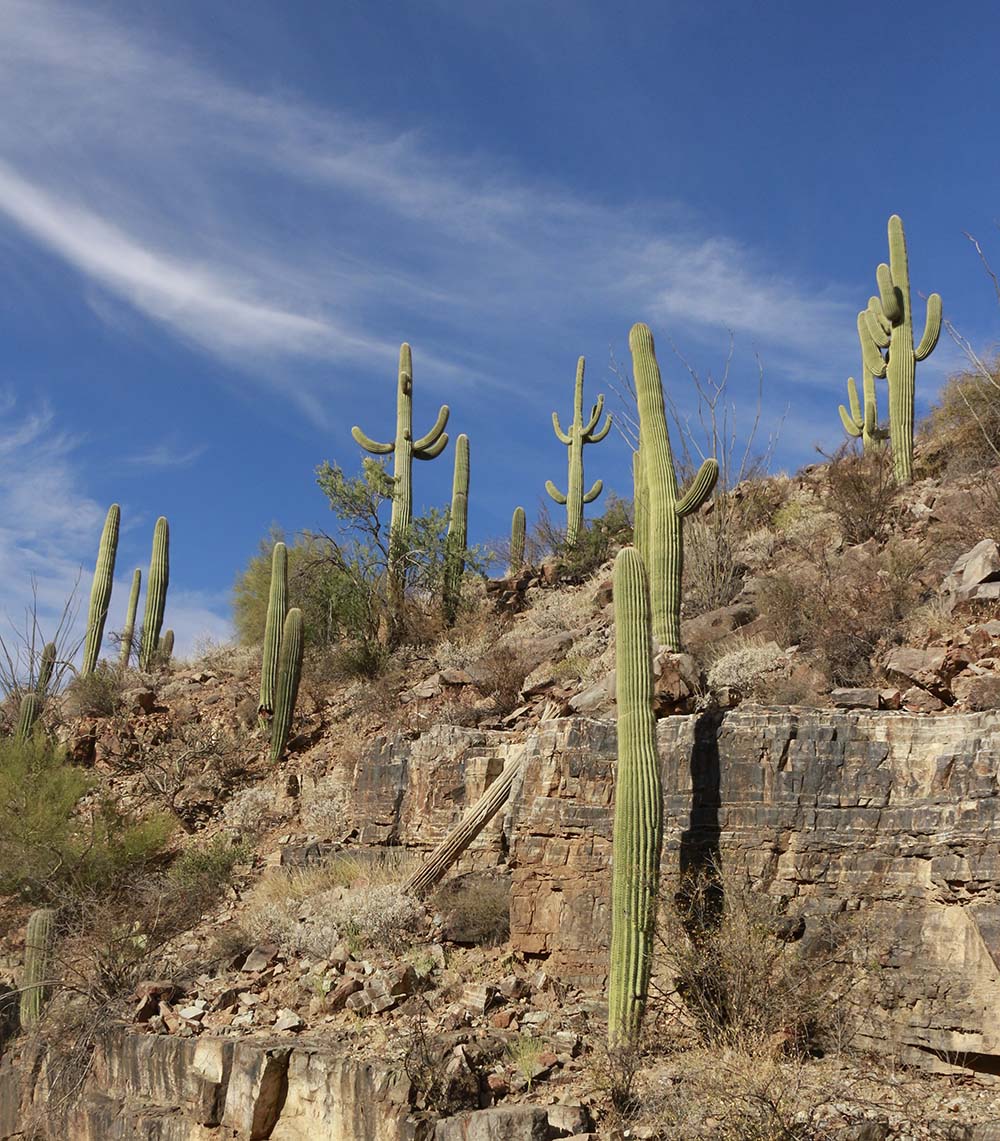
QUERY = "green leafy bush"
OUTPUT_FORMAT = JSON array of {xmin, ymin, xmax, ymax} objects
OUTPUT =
[{"xmin": 0, "ymin": 735, "xmax": 172, "ymax": 901}]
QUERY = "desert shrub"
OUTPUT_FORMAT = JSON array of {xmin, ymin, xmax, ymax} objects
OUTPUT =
[
  {"xmin": 224, "ymin": 783, "xmax": 290, "ymax": 836},
  {"xmin": 63, "ymin": 663, "xmax": 125, "ymax": 718},
  {"xmin": 823, "ymin": 444, "xmax": 898, "ymax": 545},
  {"xmin": 0, "ymin": 736, "xmax": 172, "ymax": 901},
  {"xmin": 167, "ymin": 836, "xmax": 252, "ymax": 899},
  {"xmin": 706, "ymin": 639, "xmax": 783, "ymax": 699},
  {"xmin": 431, "ymin": 875, "xmax": 510, "ymax": 946},
  {"xmin": 473, "ymin": 647, "xmax": 531, "ymax": 718},
  {"xmin": 298, "ymin": 776, "xmax": 348, "ymax": 837},
  {"xmin": 919, "ymin": 359, "xmax": 1000, "ymax": 475}
]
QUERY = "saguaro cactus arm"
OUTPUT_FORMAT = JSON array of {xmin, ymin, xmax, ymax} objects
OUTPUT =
[
  {"xmin": 583, "ymin": 478, "xmax": 604, "ymax": 504},
  {"xmin": 675, "ymin": 458, "xmax": 719, "ymax": 518},
  {"xmin": 414, "ymin": 406, "xmax": 450, "ymax": 456},
  {"xmin": 916, "ymin": 293, "xmax": 943, "ymax": 360},
  {"xmin": 839, "ymin": 379, "xmax": 864, "ymax": 438},
  {"xmin": 350, "ymin": 427, "xmax": 394, "ymax": 454},
  {"xmin": 545, "ymin": 481, "xmax": 568, "ymax": 505}
]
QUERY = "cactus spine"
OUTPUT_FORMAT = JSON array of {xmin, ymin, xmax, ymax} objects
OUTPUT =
[
  {"xmin": 36, "ymin": 642, "xmax": 56, "ymax": 696},
  {"xmin": 81, "ymin": 505, "xmax": 120, "ymax": 676},
  {"xmin": 867, "ymin": 215, "xmax": 942, "ymax": 483},
  {"xmin": 608, "ymin": 548, "xmax": 662, "ymax": 1044},
  {"xmin": 352, "ymin": 343, "xmax": 450, "ymax": 568},
  {"xmin": 258, "ymin": 542, "xmax": 288, "ymax": 728},
  {"xmin": 839, "ymin": 311, "xmax": 890, "ymax": 452},
  {"xmin": 269, "ymin": 608, "xmax": 304, "ymax": 763},
  {"xmin": 509, "ymin": 506, "xmax": 526, "ymax": 574},
  {"xmin": 443, "ymin": 434, "xmax": 469, "ymax": 625},
  {"xmin": 629, "ymin": 324, "xmax": 719, "ymax": 651},
  {"xmin": 19, "ymin": 908, "xmax": 55, "ymax": 1029},
  {"xmin": 545, "ymin": 357, "xmax": 612, "ymax": 547},
  {"xmin": 120, "ymin": 569, "xmax": 141, "ymax": 669},
  {"xmin": 139, "ymin": 517, "xmax": 169, "ymax": 672}
]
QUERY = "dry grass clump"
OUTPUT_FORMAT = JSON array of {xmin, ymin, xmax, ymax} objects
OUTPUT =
[
  {"xmin": 224, "ymin": 782, "xmax": 292, "ymax": 837},
  {"xmin": 62, "ymin": 663, "xmax": 126, "ymax": 719},
  {"xmin": 190, "ymin": 639, "xmax": 261, "ymax": 680},
  {"xmin": 244, "ymin": 851, "xmax": 425, "ymax": 956}
]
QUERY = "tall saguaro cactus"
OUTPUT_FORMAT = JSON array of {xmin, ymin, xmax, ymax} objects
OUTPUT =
[
  {"xmin": 19, "ymin": 908, "xmax": 55, "ymax": 1030},
  {"xmin": 270, "ymin": 608, "xmax": 304, "ymax": 764},
  {"xmin": 352, "ymin": 343, "xmax": 450, "ymax": 560},
  {"xmin": 629, "ymin": 324, "xmax": 719, "ymax": 650},
  {"xmin": 258, "ymin": 542, "xmax": 288, "ymax": 728},
  {"xmin": 443, "ymin": 434, "xmax": 469, "ymax": 625},
  {"xmin": 120, "ymin": 569, "xmax": 141, "ymax": 669},
  {"xmin": 608, "ymin": 548, "xmax": 662, "ymax": 1044},
  {"xmin": 509, "ymin": 506, "xmax": 526, "ymax": 574},
  {"xmin": 839, "ymin": 311, "xmax": 890, "ymax": 452},
  {"xmin": 545, "ymin": 357, "xmax": 612, "ymax": 547},
  {"xmin": 139, "ymin": 517, "xmax": 169, "ymax": 672},
  {"xmin": 81, "ymin": 505, "xmax": 120, "ymax": 676},
  {"xmin": 865, "ymin": 214, "xmax": 942, "ymax": 483},
  {"xmin": 632, "ymin": 450, "xmax": 647, "ymax": 564}
]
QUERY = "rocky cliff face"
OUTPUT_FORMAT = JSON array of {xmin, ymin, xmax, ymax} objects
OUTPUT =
[{"xmin": 320, "ymin": 708, "xmax": 1000, "ymax": 1076}]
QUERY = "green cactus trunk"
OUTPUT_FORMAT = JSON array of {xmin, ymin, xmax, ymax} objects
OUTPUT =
[
  {"xmin": 443, "ymin": 434, "xmax": 469, "ymax": 626},
  {"xmin": 36, "ymin": 642, "xmax": 56, "ymax": 696},
  {"xmin": 509, "ymin": 506, "xmax": 526, "ymax": 574},
  {"xmin": 19, "ymin": 908, "xmax": 55, "ymax": 1030},
  {"xmin": 16, "ymin": 693, "xmax": 41, "ymax": 741},
  {"xmin": 160, "ymin": 630, "xmax": 174, "ymax": 661},
  {"xmin": 139, "ymin": 518, "xmax": 169, "ymax": 672},
  {"xmin": 629, "ymin": 324, "xmax": 719, "ymax": 651},
  {"xmin": 81, "ymin": 504, "xmax": 121, "ymax": 677},
  {"xmin": 270, "ymin": 608, "xmax": 304, "ymax": 763},
  {"xmin": 608, "ymin": 548, "xmax": 662, "ymax": 1044},
  {"xmin": 632, "ymin": 450, "xmax": 647, "ymax": 564},
  {"xmin": 839, "ymin": 311, "xmax": 891, "ymax": 453},
  {"xmin": 352, "ymin": 344, "xmax": 450, "ymax": 602},
  {"xmin": 868, "ymin": 215, "xmax": 942, "ymax": 483},
  {"xmin": 258, "ymin": 542, "xmax": 288, "ymax": 729},
  {"xmin": 545, "ymin": 357, "xmax": 612, "ymax": 547},
  {"xmin": 120, "ymin": 569, "xmax": 141, "ymax": 669}
]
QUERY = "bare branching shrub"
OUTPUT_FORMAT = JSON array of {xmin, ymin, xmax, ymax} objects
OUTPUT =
[
  {"xmin": 473, "ymin": 647, "xmax": 531, "ymax": 718},
  {"xmin": 431, "ymin": 874, "xmax": 510, "ymax": 946},
  {"xmin": 62, "ymin": 663, "xmax": 125, "ymax": 718},
  {"xmin": 823, "ymin": 443, "xmax": 898, "ymax": 545}
]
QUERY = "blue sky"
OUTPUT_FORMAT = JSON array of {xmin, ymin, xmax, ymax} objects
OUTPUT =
[{"xmin": 1, "ymin": 0, "xmax": 998, "ymax": 656}]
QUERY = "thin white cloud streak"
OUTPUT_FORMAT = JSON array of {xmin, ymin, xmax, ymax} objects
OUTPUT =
[
  {"xmin": 0, "ymin": 404, "xmax": 230, "ymax": 673},
  {"xmin": 123, "ymin": 443, "xmax": 208, "ymax": 469},
  {"xmin": 0, "ymin": 0, "xmax": 858, "ymax": 397}
]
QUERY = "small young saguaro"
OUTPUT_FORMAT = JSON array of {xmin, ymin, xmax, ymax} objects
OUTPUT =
[{"xmin": 81, "ymin": 504, "xmax": 120, "ymax": 677}]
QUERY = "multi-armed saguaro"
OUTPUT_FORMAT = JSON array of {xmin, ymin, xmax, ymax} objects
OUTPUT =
[
  {"xmin": 608, "ymin": 547, "xmax": 663, "ymax": 1044},
  {"xmin": 443, "ymin": 434, "xmax": 469, "ymax": 625},
  {"xmin": 139, "ymin": 517, "xmax": 169, "ymax": 672},
  {"xmin": 81, "ymin": 504, "xmax": 120, "ymax": 677},
  {"xmin": 545, "ymin": 357, "xmax": 612, "ymax": 547},
  {"xmin": 258, "ymin": 542, "xmax": 288, "ymax": 728},
  {"xmin": 629, "ymin": 323, "xmax": 718, "ymax": 651},
  {"xmin": 862, "ymin": 214, "xmax": 942, "ymax": 483},
  {"xmin": 352, "ymin": 344, "xmax": 450, "ymax": 565},
  {"xmin": 839, "ymin": 310, "xmax": 889, "ymax": 453}
]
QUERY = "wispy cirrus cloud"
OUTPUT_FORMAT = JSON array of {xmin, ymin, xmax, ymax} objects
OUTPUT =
[
  {"xmin": 0, "ymin": 0, "xmax": 858, "ymax": 408},
  {"xmin": 0, "ymin": 400, "xmax": 230, "ymax": 665},
  {"xmin": 123, "ymin": 442, "xmax": 208, "ymax": 470}
]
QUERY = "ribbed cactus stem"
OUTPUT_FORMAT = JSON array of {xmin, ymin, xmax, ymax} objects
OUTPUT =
[
  {"xmin": 258, "ymin": 542, "xmax": 288, "ymax": 728},
  {"xmin": 139, "ymin": 518, "xmax": 169, "ymax": 672},
  {"xmin": 871, "ymin": 215, "xmax": 942, "ymax": 483},
  {"xmin": 632, "ymin": 450, "xmax": 647, "ymax": 563},
  {"xmin": 36, "ymin": 642, "xmax": 56, "ymax": 696},
  {"xmin": 443, "ymin": 434, "xmax": 469, "ymax": 626},
  {"xmin": 160, "ymin": 630, "xmax": 174, "ymax": 661},
  {"xmin": 629, "ymin": 324, "xmax": 719, "ymax": 650},
  {"xmin": 608, "ymin": 548, "xmax": 662, "ymax": 1044},
  {"xmin": 352, "ymin": 344, "xmax": 450, "ymax": 579},
  {"xmin": 19, "ymin": 908, "xmax": 55, "ymax": 1030},
  {"xmin": 16, "ymin": 693, "xmax": 40, "ymax": 741},
  {"xmin": 509, "ymin": 506, "xmax": 526, "ymax": 574},
  {"xmin": 270, "ymin": 608, "xmax": 304, "ymax": 763},
  {"xmin": 120, "ymin": 569, "xmax": 141, "ymax": 669},
  {"xmin": 545, "ymin": 357, "xmax": 611, "ymax": 547},
  {"xmin": 81, "ymin": 504, "xmax": 120, "ymax": 677},
  {"xmin": 839, "ymin": 310, "xmax": 890, "ymax": 452}
]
